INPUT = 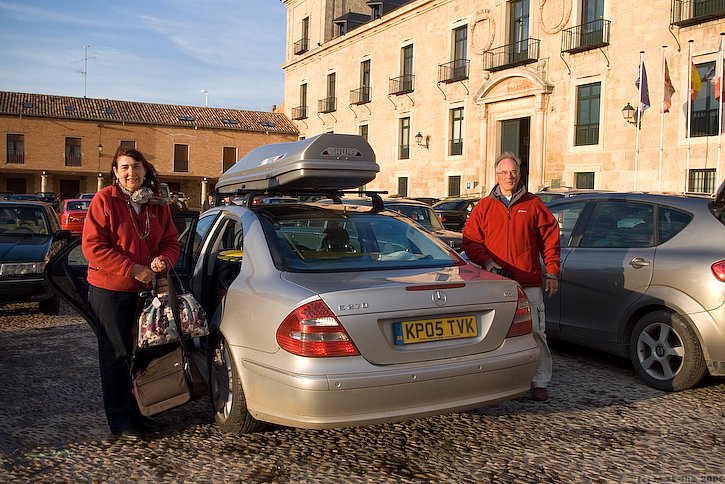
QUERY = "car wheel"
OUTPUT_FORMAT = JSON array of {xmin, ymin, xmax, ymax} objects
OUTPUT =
[
  {"xmin": 629, "ymin": 311, "xmax": 706, "ymax": 391},
  {"xmin": 38, "ymin": 295, "xmax": 60, "ymax": 315},
  {"xmin": 208, "ymin": 333, "xmax": 265, "ymax": 434}
]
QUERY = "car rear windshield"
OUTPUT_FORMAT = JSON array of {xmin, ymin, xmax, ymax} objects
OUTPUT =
[
  {"xmin": 261, "ymin": 211, "xmax": 461, "ymax": 272},
  {"xmin": 0, "ymin": 206, "xmax": 49, "ymax": 235}
]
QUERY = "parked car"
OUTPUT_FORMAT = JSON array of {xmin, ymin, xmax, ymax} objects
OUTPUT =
[
  {"xmin": 59, "ymin": 198, "xmax": 92, "ymax": 236},
  {"xmin": 47, "ymin": 133, "xmax": 539, "ymax": 434},
  {"xmin": 0, "ymin": 191, "xmax": 13, "ymax": 200},
  {"xmin": 9, "ymin": 194, "xmax": 40, "ymax": 201},
  {"xmin": 432, "ymin": 197, "xmax": 481, "ymax": 232},
  {"xmin": 77, "ymin": 193, "xmax": 96, "ymax": 200},
  {"xmin": 534, "ymin": 186, "xmax": 612, "ymax": 204},
  {"xmin": 336, "ymin": 197, "xmax": 463, "ymax": 251},
  {"xmin": 544, "ymin": 185, "xmax": 725, "ymax": 391},
  {"xmin": 36, "ymin": 192, "xmax": 59, "ymax": 210},
  {"xmin": 0, "ymin": 200, "xmax": 72, "ymax": 314},
  {"xmin": 410, "ymin": 197, "xmax": 440, "ymax": 206}
]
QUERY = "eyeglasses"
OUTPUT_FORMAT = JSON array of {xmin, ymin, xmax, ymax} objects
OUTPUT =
[{"xmin": 496, "ymin": 170, "xmax": 519, "ymax": 177}]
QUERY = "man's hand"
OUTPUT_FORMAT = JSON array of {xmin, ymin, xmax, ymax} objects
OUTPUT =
[{"xmin": 545, "ymin": 277, "xmax": 558, "ymax": 297}]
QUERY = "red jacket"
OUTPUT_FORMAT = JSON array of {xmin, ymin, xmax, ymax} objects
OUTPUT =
[
  {"xmin": 82, "ymin": 185, "xmax": 180, "ymax": 292},
  {"xmin": 462, "ymin": 186, "xmax": 560, "ymax": 288}
]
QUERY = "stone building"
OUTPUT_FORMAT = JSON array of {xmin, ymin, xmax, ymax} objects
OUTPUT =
[
  {"xmin": 0, "ymin": 91, "xmax": 298, "ymax": 208},
  {"xmin": 281, "ymin": 0, "xmax": 725, "ymax": 198}
]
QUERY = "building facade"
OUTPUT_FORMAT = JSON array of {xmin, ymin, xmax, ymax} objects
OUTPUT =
[
  {"xmin": 0, "ymin": 92, "xmax": 298, "ymax": 208},
  {"xmin": 281, "ymin": 0, "xmax": 725, "ymax": 198}
]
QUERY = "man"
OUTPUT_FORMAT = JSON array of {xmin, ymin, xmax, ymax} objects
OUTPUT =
[
  {"xmin": 170, "ymin": 192, "xmax": 187, "ymax": 211},
  {"xmin": 462, "ymin": 152, "xmax": 560, "ymax": 401}
]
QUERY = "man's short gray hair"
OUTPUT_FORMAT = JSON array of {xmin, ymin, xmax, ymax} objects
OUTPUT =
[{"xmin": 494, "ymin": 152, "xmax": 522, "ymax": 170}]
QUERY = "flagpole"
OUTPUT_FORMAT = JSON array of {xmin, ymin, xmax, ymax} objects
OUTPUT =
[
  {"xmin": 687, "ymin": 40, "xmax": 693, "ymax": 192},
  {"xmin": 718, "ymin": 33, "xmax": 724, "ymax": 189},
  {"xmin": 660, "ymin": 46, "xmax": 667, "ymax": 192},
  {"xmin": 635, "ymin": 51, "xmax": 643, "ymax": 191}
]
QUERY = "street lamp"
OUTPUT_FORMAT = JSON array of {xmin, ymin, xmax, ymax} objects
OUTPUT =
[
  {"xmin": 97, "ymin": 143, "xmax": 103, "ymax": 176},
  {"xmin": 415, "ymin": 131, "xmax": 429, "ymax": 149},
  {"xmin": 622, "ymin": 103, "xmax": 640, "ymax": 128}
]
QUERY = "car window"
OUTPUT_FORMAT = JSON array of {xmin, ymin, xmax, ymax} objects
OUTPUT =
[
  {"xmin": 433, "ymin": 201, "xmax": 460, "ymax": 210},
  {"xmin": 580, "ymin": 201, "xmax": 654, "ymax": 248},
  {"xmin": 0, "ymin": 207, "xmax": 49, "ymax": 235},
  {"xmin": 265, "ymin": 212, "xmax": 459, "ymax": 272},
  {"xmin": 192, "ymin": 214, "xmax": 219, "ymax": 266},
  {"xmin": 658, "ymin": 207, "xmax": 692, "ymax": 243},
  {"xmin": 548, "ymin": 200, "xmax": 588, "ymax": 247},
  {"xmin": 387, "ymin": 205, "xmax": 441, "ymax": 231}
]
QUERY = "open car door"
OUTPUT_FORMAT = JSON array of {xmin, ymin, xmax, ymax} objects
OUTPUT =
[{"xmin": 45, "ymin": 211, "xmax": 200, "ymax": 334}]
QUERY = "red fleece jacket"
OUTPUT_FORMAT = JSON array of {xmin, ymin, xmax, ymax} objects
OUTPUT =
[
  {"xmin": 462, "ymin": 187, "xmax": 560, "ymax": 288},
  {"xmin": 82, "ymin": 185, "xmax": 180, "ymax": 292}
]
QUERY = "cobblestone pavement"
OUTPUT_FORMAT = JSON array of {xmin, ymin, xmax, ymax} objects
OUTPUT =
[{"xmin": 1, "ymin": 302, "xmax": 724, "ymax": 484}]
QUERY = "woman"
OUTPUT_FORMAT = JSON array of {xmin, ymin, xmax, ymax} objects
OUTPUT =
[{"xmin": 82, "ymin": 147, "xmax": 180, "ymax": 440}]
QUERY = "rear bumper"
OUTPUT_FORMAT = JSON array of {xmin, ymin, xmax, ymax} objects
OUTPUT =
[
  {"xmin": 692, "ymin": 302, "xmax": 725, "ymax": 376},
  {"xmin": 236, "ymin": 336, "xmax": 540, "ymax": 429}
]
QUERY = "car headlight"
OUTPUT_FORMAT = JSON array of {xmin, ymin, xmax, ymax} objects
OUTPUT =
[{"xmin": 0, "ymin": 262, "xmax": 45, "ymax": 275}]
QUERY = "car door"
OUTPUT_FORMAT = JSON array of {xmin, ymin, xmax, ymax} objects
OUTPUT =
[
  {"xmin": 556, "ymin": 199, "xmax": 655, "ymax": 343},
  {"xmin": 46, "ymin": 212, "xmax": 199, "ymax": 333}
]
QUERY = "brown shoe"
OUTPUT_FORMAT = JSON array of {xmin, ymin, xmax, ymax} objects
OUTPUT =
[{"xmin": 531, "ymin": 387, "xmax": 548, "ymax": 401}]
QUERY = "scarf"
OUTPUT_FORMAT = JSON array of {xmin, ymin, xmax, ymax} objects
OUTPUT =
[{"xmin": 116, "ymin": 183, "xmax": 167, "ymax": 206}]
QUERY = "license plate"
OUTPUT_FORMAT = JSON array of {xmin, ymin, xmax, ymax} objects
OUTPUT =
[{"xmin": 393, "ymin": 315, "xmax": 478, "ymax": 345}]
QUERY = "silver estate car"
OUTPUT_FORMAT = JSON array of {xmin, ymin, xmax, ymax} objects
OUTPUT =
[
  {"xmin": 545, "ymin": 186, "xmax": 725, "ymax": 391},
  {"xmin": 47, "ymin": 134, "xmax": 540, "ymax": 434}
]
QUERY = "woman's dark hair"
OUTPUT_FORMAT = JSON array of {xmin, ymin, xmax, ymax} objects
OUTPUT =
[{"xmin": 110, "ymin": 146, "xmax": 161, "ymax": 194}]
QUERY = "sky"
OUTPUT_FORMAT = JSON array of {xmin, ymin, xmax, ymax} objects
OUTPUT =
[{"xmin": 0, "ymin": 0, "xmax": 288, "ymax": 111}]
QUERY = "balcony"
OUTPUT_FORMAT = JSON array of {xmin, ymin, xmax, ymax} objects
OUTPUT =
[
  {"xmin": 65, "ymin": 152, "xmax": 81, "ymax": 167},
  {"xmin": 672, "ymin": 0, "xmax": 725, "ymax": 27},
  {"xmin": 350, "ymin": 87, "xmax": 372, "ymax": 105},
  {"xmin": 561, "ymin": 19, "xmax": 611, "ymax": 54},
  {"xmin": 575, "ymin": 123, "xmax": 600, "ymax": 146},
  {"xmin": 293, "ymin": 37, "xmax": 309, "ymax": 55},
  {"xmin": 291, "ymin": 106, "xmax": 308, "ymax": 120},
  {"xmin": 483, "ymin": 38, "xmax": 541, "ymax": 72},
  {"xmin": 389, "ymin": 75, "xmax": 415, "ymax": 95},
  {"xmin": 439, "ymin": 59, "xmax": 470, "ymax": 83},
  {"xmin": 6, "ymin": 150, "xmax": 24, "ymax": 164},
  {"xmin": 318, "ymin": 97, "xmax": 337, "ymax": 114}
]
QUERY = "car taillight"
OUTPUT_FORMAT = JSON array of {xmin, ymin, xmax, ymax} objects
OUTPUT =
[
  {"xmin": 276, "ymin": 300, "xmax": 360, "ymax": 357},
  {"xmin": 506, "ymin": 286, "xmax": 533, "ymax": 337},
  {"xmin": 712, "ymin": 260, "xmax": 725, "ymax": 282},
  {"xmin": 437, "ymin": 214, "xmax": 446, "ymax": 222}
]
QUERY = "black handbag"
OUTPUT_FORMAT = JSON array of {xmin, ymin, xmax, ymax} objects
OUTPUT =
[{"xmin": 131, "ymin": 276, "xmax": 207, "ymax": 416}]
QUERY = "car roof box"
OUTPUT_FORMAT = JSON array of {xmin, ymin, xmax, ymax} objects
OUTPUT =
[{"xmin": 216, "ymin": 133, "xmax": 379, "ymax": 193}]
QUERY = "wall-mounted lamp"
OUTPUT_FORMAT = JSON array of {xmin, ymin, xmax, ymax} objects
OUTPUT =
[
  {"xmin": 415, "ymin": 131, "xmax": 429, "ymax": 149},
  {"xmin": 622, "ymin": 103, "xmax": 640, "ymax": 128}
]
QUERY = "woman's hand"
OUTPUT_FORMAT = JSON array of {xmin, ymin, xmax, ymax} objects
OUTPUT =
[
  {"xmin": 150, "ymin": 257, "xmax": 168, "ymax": 273},
  {"xmin": 131, "ymin": 264, "xmax": 156, "ymax": 284}
]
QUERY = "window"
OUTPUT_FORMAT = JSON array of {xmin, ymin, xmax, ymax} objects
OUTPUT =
[
  {"xmin": 450, "ymin": 107, "xmax": 464, "ymax": 155},
  {"xmin": 398, "ymin": 177, "xmax": 408, "ymax": 197},
  {"xmin": 319, "ymin": 73, "xmax": 336, "ymax": 113},
  {"xmin": 581, "ymin": 0, "xmax": 605, "ymax": 45},
  {"xmin": 688, "ymin": 168, "xmax": 717, "ymax": 193},
  {"xmin": 359, "ymin": 124, "xmax": 369, "ymax": 140},
  {"xmin": 359, "ymin": 60, "xmax": 371, "ymax": 103},
  {"xmin": 293, "ymin": 84, "xmax": 308, "ymax": 120},
  {"xmin": 549, "ymin": 200, "xmax": 588, "ymax": 247},
  {"xmin": 294, "ymin": 17, "xmax": 310, "ymax": 54},
  {"xmin": 65, "ymin": 138, "xmax": 81, "ymax": 166},
  {"xmin": 448, "ymin": 176, "xmax": 461, "ymax": 197},
  {"xmin": 450, "ymin": 25, "xmax": 468, "ymax": 80},
  {"xmin": 509, "ymin": 0, "xmax": 530, "ymax": 63},
  {"xmin": 690, "ymin": 61, "xmax": 720, "ymax": 137},
  {"xmin": 7, "ymin": 134, "xmax": 24, "ymax": 164},
  {"xmin": 402, "ymin": 44, "xmax": 414, "ymax": 85},
  {"xmin": 399, "ymin": 117, "xmax": 410, "ymax": 159},
  {"xmin": 580, "ymin": 201, "xmax": 654, "ymax": 248},
  {"xmin": 575, "ymin": 82, "xmax": 600, "ymax": 146},
  {"xmin": 119, "ymin": 140, "xmax": 136, "ymax": 149},
  {"xmin": 575, "ymin": 172, "xmax": 595, "ymax": 189},
  {"xmin": 174, "ymin": 144, "xmax": 189, "ymax": 172},
  {"xmin": 223, "ymin": 147, "xmax": 237, "ymax": 173}
]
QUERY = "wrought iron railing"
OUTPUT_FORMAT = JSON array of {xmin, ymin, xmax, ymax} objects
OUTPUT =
[
  {"xmin": 291, "ymin": 106, "xmax": 308, "ymax": 120},
  {"xmin": 449, "ymin": 139, "xmax": 463, "ymax": 156},
  {"xmin": 389, "ymin": 75, "xmax": 415, "ymax": 95},
  {"xmin": 6, "ymin": 150, "xmax": 24, "ymax": 164},
  {"xmin": 561, "ymin": 19, "xmax": 611, "ymax": 54},
  {"xmin": 293, "ymin": 38, "xmax": 309, "ymax": 55},
  {"xmin": 575, "ymin": 123, "xmax": 600, "ymax": 146},
  {"xmin": 65, "ymin": 153, "xmax": 81, "ymax": 166},
  {"xmin": 672, "ymin": 0, "xmax": 725, "ymax": 26},
  {"xmin": 439, "ymin": 59, "xmax": 470, "ymax": 83},
  {"xmin": 350, "ymin": 87, "xmax": 372, "ymax": 105},
  {"xmin": 483, "ymin": 38, "xmax": 540, "ymax": 72},
  {"xmin": 318, "ymin": 97, "xmax": 337, "ymax": 113}
]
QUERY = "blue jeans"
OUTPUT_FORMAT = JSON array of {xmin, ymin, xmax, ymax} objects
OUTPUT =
[{"xmin": 88, "ymin": 286, "xmax": 144, "ymax": 434}]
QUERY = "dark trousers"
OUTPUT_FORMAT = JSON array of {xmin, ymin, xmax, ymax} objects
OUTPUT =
[{"xmin": 88, "ymin": 286, "xmax": 144, "ymax": 434}]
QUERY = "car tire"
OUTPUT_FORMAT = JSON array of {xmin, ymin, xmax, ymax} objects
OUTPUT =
[
  {"xmin": 629, "ymin": 311, "xmax": 706, "ymax": 391},
  {"xmin": 208, "ymin": 333, "xmax": 265, "ymax": 434},
  {"xmin": 38, "ymin": 295, "xmax": 60, "ymax": 315}
]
